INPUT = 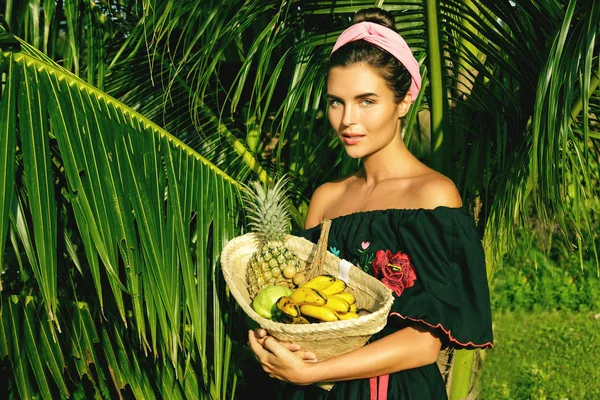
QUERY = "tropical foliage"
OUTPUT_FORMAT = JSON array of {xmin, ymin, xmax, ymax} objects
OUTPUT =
[
  {"xmin": 0, "ymin": 23, "xmax": 241, "ymax": 400},
  {"xmin": 0, "ymin": 0, "xmax": 598, "ymax": 399}
]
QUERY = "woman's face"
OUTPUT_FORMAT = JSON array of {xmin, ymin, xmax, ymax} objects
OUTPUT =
[{"xmin": 326, "ymin": 63, "xmax": 410, "ymax": 159}]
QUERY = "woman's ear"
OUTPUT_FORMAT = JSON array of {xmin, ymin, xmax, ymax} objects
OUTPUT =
[{"xmin": 398, "ymin": 94, "xmax": 412, "ymax": 118}]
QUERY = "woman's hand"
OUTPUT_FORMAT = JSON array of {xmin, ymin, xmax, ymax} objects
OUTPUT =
[
  {"xmin": 253, "ymin": 328, "xmax": 318, "ymax": 362},
  {"xmin": 248, "ymin": 329, "xmax": 317, "ymax": 385},
  {"xmin": 249, "ymin": 324, "xmax": 442, "ymax": 385}
]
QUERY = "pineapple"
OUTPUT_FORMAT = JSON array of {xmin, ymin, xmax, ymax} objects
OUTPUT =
[{"xmin": 243, "ymin": 177, "xmax": 302, "ymax": 298}]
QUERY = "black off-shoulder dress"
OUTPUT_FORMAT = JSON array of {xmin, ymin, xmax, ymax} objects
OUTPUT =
[{"xmin": 285, "ymin": 207, "xmax": 494, "ymax": 400}]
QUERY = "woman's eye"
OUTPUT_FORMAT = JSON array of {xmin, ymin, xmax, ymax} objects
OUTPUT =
[
  {"xmin": 328, "ymin": 99, "xmax": 342, "ymax": 107},
  {"xmin": 360, "ymin": 99, "xmax": 374, "ymax": 106}
]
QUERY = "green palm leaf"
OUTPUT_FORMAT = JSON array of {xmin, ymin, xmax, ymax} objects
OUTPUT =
[
  {"xmin": 0, "ymin": 23, "xmax": 240, "ymax": 398},
  {"xmin": 0, "ymin": 55, "xmax": 17, "ymax": 293}
]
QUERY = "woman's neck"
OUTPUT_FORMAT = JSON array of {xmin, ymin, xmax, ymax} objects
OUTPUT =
[{"xmin": 360, "ymin": 135, "xmax": 415, "ymax": 185}]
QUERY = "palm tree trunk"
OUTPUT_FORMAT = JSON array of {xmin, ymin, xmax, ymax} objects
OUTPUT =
[{"xmin": 449, "ymin": 349, "xmax": 475, "ymax": 400}]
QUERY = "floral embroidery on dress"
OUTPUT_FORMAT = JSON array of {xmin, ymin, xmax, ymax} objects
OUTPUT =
[
  {"xmin": 329, "ymin": 246, "xmax": 340, "ymax": 257},
  {"xmin": 371, "ymin": 250, "xmax": 417, "ymax": 296},
  {"xmin": 356, "ymin": 241, "xmax": 375, "ymax": 274}
]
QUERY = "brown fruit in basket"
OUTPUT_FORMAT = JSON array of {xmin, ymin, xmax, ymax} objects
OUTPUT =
[
  {"xmin": 357, "ymin": 308, "xmax": 371, "ymax": 317},
  {"xmin": 283, "ymin": 265, "xmax": 297, "ymax": 279},
  {"xmin": 292, "ymin": 272, "xmax": 307, "ymax": 286}
]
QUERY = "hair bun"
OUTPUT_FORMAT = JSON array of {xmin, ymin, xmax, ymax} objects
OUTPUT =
[{"xmin": 353, "ymin": 8, "xmax": 396, "ymax": 32}]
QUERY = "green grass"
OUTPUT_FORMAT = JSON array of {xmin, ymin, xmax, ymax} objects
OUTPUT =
[{"xmin": 478, "ymin": 311, "xmax": 600, "ymax": 399}]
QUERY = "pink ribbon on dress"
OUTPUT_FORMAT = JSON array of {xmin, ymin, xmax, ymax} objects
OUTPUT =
[
  {"xmin": 369, "ymin": 374, "xmax": 390, "ymax": 400},
  {"xmin": 331, "ymin": 21, "xmax": 421, "ymax": 103}
]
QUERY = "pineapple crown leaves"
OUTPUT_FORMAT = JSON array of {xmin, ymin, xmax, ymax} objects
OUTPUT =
[{"xmin": 241, "ymin": 177, "xmax": 292, "ymax": 242}]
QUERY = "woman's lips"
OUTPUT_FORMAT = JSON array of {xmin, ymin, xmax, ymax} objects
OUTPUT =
[{"xmin": 341, "ymin": 132, "xmax": 365, "ymax": 145}]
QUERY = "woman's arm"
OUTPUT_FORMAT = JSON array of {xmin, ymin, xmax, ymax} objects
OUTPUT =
[{"xmin": 248, "ymin": 324, "xmax": 441, "ymax": 385}]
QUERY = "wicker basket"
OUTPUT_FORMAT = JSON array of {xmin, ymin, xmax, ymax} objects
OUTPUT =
[{"xmin": 220, "ymin": 223, "xmax": 394, "ymax": 363}]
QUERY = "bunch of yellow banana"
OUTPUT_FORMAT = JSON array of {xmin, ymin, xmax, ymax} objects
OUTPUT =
[{"xmin": 275, "ymin": 274, "xmax": 360, "ymax": 323}]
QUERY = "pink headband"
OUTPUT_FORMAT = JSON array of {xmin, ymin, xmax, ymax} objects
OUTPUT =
[{"xmin": 331, "ymin": 21, "xmax": 421, "ymax": 102}]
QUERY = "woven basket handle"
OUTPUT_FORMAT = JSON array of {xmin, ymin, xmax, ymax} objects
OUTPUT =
[{"xmin": 311, "ymin": 219, "xmax": 332, "ymax": 269}]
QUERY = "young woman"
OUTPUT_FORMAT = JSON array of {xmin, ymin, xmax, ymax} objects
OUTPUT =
[{"xmin": 248, "ymin": 8, "xmax": 493, "ymax": 399}]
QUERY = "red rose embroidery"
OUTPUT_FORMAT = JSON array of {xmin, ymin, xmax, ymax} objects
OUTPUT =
[{"xmin": 371, "ymin": 250, "xmax": 417, "ymax": 296}]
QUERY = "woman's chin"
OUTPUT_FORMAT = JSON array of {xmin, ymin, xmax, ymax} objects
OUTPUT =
[{"xmin": 342, "ymin": 146, "xmax": 367, "ymax": 159}]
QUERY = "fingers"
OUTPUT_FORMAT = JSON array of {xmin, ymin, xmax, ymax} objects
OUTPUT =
[
  {"xmin": 248, "ymin": 330, "xmax": 316, "ymax": 384},
  {"xmin": 251, "ymin": 331, "xmax": 317, "ymax": 363},
  {"xmin": 279, "ymin": 343, "xmax": 317, "ymax": 362},
  {"xmin": 253, "ymin": 328, "xmax": 269, "ymax": 346},
  {"xmin": 253, "ymin": 329, "xmax": 291, "ymax": 353},
  {"xmin": 295, "ymin": 350, "xmax": 318, "ymax": 362},
  {"xmin": 255, "ymin": 328, "xmax": 268, "ymax": 339},
  {"xmin": 261, "ymin": 335, "xmax": 289, "ymax": 358},
  {"xmin": 248, "ymin": 330, "xmax": 269, "ymax": 361},
  {"xmin": 280, "ymin": 342, "xmax": 301, "ymax": 352}
]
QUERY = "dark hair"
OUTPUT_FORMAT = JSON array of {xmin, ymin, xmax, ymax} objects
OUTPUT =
[{"xmin": 329, "ymin": 8, "xmax": 412, "ymax": 104}]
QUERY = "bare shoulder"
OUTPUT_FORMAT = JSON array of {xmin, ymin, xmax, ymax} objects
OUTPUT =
[
  {"xmin": 304, "ymin": 178, "xmax": 350, "ymax": 229},
  {"xmin": 414, "ymin": 171, "xmax": 463, "ymax": 209}
]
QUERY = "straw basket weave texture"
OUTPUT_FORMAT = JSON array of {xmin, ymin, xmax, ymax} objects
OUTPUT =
[{"xmin": 220, "ymin": 231, "xmax": 395, "ymax": 363}]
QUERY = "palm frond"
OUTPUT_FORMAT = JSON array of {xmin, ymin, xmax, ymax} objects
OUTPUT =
[
  {"xmin": 479, "ymin": 0, "xmax": 600, "ymax": 267},
  {"xmin": 0, "ymin": 24, "xmax": 240, "ymax": 398}
]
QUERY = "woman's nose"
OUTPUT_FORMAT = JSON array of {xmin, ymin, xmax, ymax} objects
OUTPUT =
[{"xmin": 341, "ymin": 104, "xmax": 357, "ymax": 127}]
